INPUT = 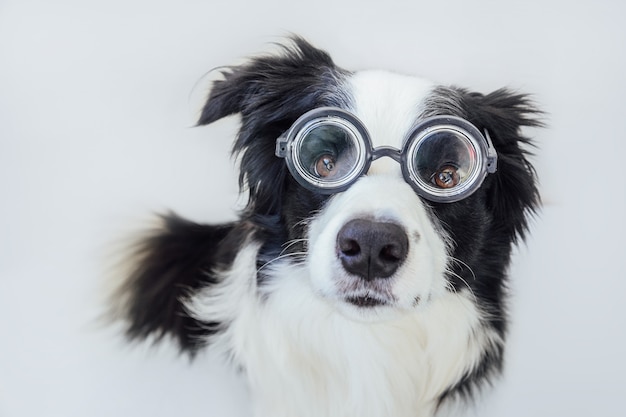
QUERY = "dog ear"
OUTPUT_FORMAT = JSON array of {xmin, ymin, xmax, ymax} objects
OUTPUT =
[
  {"xmin": 464, "ymin": 89, "xmax": 543, "ymax": 242},
  {"xmin": 113, "ymin": 214, "xmax": 252, "ymax": 355},
  {"xmin": 196, "ymin": 36, "xmax": 345, "ymax": 127},
  {"xmin": 195, "ymin": 37, "xmax": 349, "ymax": 218}
]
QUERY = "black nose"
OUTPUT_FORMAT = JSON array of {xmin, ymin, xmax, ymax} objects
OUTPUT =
[{"xmin": 336, "ymin": 219, "xmax": 409, "ymax": 281}]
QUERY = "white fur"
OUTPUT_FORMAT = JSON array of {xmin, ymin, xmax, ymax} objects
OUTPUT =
[
  {"xmin": 188, "ymin": 246, "xmax": 499, "ymax": 417},
  {"xmin": 187, "ymin": 70, "xmax": 500, "ymax": 417},
  {"xmin": 307, "ymin": 175, "xmax": 450, "ymax": 321},
  {"xmin": 307, "ymin": 71, "xmax": 448, "ymax": 321},
  {"xmin": 348, "ymin": 70, "xmax": 434, "ymax": 155}
]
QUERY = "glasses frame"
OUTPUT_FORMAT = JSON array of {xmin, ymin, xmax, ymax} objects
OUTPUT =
[{"xmin": 275, "ymin": 107, "xmax": 497, "ymax": 203}]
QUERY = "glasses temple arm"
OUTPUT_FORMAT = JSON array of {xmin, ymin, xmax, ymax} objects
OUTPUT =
[{"xmin": 484, "ymin": 129, "xmax": 498, "ymax": 174}]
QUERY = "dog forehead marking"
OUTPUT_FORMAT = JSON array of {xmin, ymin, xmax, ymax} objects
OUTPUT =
[
  {"xmin": 347, "ymin": 70, "xmax": 434, "ymax": 150},
  {"xmin": 345, "ymin": 70, "xmax": 434, "ymax": 175}
]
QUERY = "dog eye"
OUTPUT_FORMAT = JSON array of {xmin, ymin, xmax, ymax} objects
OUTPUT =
[
  {"xmin": 431, "ymin": 165, "xmax": 460, "ymax": 188},
  {"xmin": 314, "ymin": 154, "xmax": 337, "ymax": 177}
]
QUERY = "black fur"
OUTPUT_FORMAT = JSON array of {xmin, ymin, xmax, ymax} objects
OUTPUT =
[
  {"xmin": 419, "ymin": 87, "xmax": 541, "ymax": 401},
  {"xmin": 197, "ymin": 37, "xmax": 351, "ymax": 218},
  {"xmin": 118, "ymin": 215, "xmax": 252, "ymax": 353},
  {"xmin": 117, "ymin": 37, "xmax": 350, "ymax": 352},
  {"xmin": 115, "ymin": 36, "xmax": 541, "ymax": 407}
]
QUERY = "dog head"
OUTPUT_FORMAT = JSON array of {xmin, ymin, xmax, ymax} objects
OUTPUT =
[
  {"xmin": 196, "ymin": 37, "xmax": 540, "ymax": 323},
  {"xmin": 114, "ymin": 38, "xmax": 542, "ymax": 412}
]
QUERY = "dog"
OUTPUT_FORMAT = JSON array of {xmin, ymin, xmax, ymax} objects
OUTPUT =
[{"xmin": 114, "ymin": 37, "xmax": 541, "ymax": 417}]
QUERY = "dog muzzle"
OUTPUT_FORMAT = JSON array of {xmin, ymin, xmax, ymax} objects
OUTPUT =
[{"xmin": 275, "ymin": 107, "xmax": 497, "ymax": 203}]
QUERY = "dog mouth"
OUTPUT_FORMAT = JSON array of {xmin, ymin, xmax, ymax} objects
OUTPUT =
[
  {"xmin": 339, "ymin": 280, "xmax": 398, "ymax": 309},
  {"xmin": 345, "ymin": 293, "xmax": 390, "ymax": 308}
]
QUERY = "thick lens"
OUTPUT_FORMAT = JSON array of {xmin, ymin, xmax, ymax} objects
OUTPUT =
[
  {"xmin": 293, "ymin": 120, "xmax": 364, "ymax": 189},
  {"xmin": 409, "ymin": 128, "xmax": 480, "ymax": 198}
]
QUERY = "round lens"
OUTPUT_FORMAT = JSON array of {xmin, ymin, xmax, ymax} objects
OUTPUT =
[
  {"xmin": 406, "ymin": 125, "xmax": 484, "ymax": 201},
  {"xmin": 291, "ymin": 118, "xmax": 367, "ymax": 191}
]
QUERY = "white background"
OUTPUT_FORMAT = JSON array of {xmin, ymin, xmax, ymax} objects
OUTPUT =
[{"xmin": 1, "ymin": 1, "xmax": 625, "ymax": 416}]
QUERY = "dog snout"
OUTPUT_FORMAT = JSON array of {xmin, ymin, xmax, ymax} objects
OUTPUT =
[{"xmin": 336, "ymin": 219, "xmax": 409, "ymax": 281}]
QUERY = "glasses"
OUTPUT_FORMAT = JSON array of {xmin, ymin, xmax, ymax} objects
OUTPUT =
[{"xmin": 275, "ymin": 107, "xmax": 497, "ymax": 203}]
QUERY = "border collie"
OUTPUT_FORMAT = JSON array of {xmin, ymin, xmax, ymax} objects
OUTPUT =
[{"xmin": 114, "ymin": 37, "xmax": 541, "ymax": 417}]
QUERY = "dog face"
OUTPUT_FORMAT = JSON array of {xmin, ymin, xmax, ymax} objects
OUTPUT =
[
  {"xmin": 117, "ymin": 37, "xmax": 541, "ymax": 413},
  {"xmin": 304, "ymin": 72, "xmax": 450, "ymax": 321},
  {"xmin": 196, "ymin": 39, "xmax": 539, "ymax": 325}
]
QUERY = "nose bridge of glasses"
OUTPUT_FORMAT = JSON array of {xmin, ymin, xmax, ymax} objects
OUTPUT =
[
  {"xmin": 371, "ymin": 146, "xmax": 402, "ymax": 163},
  {"xmin": 366, "ymin": 146, "xmax": 404, "ymax": 176}
]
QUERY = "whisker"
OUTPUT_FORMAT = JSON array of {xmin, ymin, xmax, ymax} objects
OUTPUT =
[
  {"xmin": 293, "ymin": 216, "xmax": 314, "ymax": 230},
  {"xmin": 445, "ymin": 255, "xmax": 479, "ymax": 303},
  {"xmin": 444, "ymin": 278, "xmax": 459, "ymax": 295},
  {"xmin": 448, "ymin": 256, "xmax": 477, "ymax": 282},
  {"xmin": 257, "ymin": 251, "xmax": 308, "ymax": 273},
  {"xmin": 280, "ymin": 238, "xmax": 308, "ymax": 255},
  {"xmin": 445, "ymin": 268, "xmax": 478, "ymax": 304}
]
